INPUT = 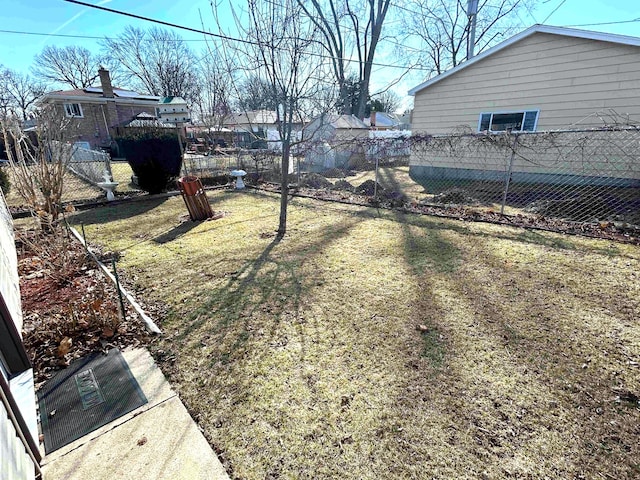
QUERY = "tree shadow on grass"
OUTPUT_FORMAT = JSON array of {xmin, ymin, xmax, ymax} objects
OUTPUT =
[
  {"xmin": 171, "ymin": 214, "xmax": 366, "ymax": 362},
  {"xmin": 384, "ymin": 176, "xmax": 639, "ymax": 477},
  {"xmin": 375, "ymin": 167, "xmax": 624, "ymax": 257},
  {"xmin": 153, "ymin": 219, "xmax": 203, "ymax": 244},
  {"xmin": 71, "ymin": 196, "xmax": 170, "ymax": 225}
]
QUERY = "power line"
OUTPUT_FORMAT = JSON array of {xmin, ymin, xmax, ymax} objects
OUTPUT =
[
  {"xmin": 561, "ymin": 18, "xmax": 640, "ymax": 28},
  {"xmin": 62, "ymin": 0, "xmax": 432, "ymax": 71},
  {"xmin": 541, "ymin": 0, "xmax": 567, "ymax": 24},
  {"xmin": 0, "ymin": 29, "xmax": 189, "ymax": 41}
]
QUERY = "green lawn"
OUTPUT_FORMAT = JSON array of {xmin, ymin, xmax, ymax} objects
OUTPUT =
[{"xmin": 71, "ymin": 190, "xmax": 640, "ymax": 480}]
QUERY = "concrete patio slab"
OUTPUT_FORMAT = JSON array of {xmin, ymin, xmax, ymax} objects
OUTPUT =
[{"xmin": 40, "ymin": 348, "xmax": 229, "ymax": 480}]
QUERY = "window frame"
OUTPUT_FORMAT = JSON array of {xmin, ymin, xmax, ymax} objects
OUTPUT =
[
  {"xmin": 478, "ymin": 109, "xmax": 539, "ymax": 133},
  {"xmin": 63, "ymin": 103, "xmax": 84, "ymax": 118}
]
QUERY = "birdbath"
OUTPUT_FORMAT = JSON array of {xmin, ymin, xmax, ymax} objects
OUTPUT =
[
  {"xmin": 97, "ymin": 171, "xmax": 119, "ymax": 201},
  {"xmin": 230, "ymin": 169, "xmax": 247, "ymax": 190}
]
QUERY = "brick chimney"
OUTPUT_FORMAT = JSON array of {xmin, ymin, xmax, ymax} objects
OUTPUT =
[
  {"xmin": 98, "ymin": 67, "xmax": 114, "ymax": 98},
  {"xmin": 370, "ymin": 110, "xmax": 377, "ymax": 128}
]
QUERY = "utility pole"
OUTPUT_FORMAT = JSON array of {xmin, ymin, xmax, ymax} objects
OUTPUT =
[{"xmin": 466, "ymin": 0, "xmax": 479, "ymax": 61}]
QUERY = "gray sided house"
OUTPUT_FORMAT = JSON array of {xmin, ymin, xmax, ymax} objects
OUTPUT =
[
  {"xmin": 408, "ymin": 25, "xmax": 640, "ymax": 188},
  {"xmin": 1, "ymin": 191, "xmax": 40, "ymax": 479},
  {"xmin": 40, "ymin": 69, "xmax": 161, "ymax": 151}
]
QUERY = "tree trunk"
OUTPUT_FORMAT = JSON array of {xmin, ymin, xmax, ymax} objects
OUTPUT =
[{"xmin": 277, "ymin": 139, "xmax": 290, "ymax": 237}]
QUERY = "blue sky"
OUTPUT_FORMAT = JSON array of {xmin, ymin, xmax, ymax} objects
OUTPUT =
[{"xmin": 0, "ymin": 0, "xmax": 638, "ymax": 100}]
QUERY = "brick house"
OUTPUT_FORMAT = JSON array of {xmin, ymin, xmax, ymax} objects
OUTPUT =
[{"xmin": 39, "ymin": 69, "xmax": 162, "ymax": 150}]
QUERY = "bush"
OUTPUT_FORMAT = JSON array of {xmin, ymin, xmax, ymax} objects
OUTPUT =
[
  {"xmin": 0, "ymin": 167, "xmax": 9, "ymax": 195},
  {"xmin": 116, "ymin": 131, "xmax": 183, "ymax": 194}
]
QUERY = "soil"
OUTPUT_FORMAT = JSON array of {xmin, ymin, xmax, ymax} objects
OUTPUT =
[
  {"xmin": 18, "ymin": 233, "xmax": 151, "ymax": 386},
  {"xmin": 300, "ymin": 173, "xmax": 334, "ymax": 189},
  {"xmin": 331, "ymin": 180, "xmax": 355, "ymax": 192},
  {"xmin": 255, "ymin": 182, "xmax": 640, "ymax": 245}
]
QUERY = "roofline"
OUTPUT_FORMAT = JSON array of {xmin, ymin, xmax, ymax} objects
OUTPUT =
[
  {"xmin": 39, "ymin": 94, "xmax": 161, "ymax": 105},
  {"xmin": 408, "ymin": 24, "xmax": 640, "ymax": 96}
]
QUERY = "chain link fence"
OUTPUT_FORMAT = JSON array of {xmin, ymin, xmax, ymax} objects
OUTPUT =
[
  {"xmin": 259, "ymin": 126, "xmax": 639, "ymax": 228},
  {"xmin": 21, "ymin": 126, "xmax": 637, "ymax": 232},
  {"xmin": 409, "ymin": 127, "xmax": 639, "ymax": 225}
]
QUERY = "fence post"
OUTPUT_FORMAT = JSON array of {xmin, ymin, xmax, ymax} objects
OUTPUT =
[
  {"xmin": 374, "ymin": 153, "xmax": 380, "ymax": 198},
  {"xmin": 111, "ymin": 258, "xmax": 127, "ymax": 321},
  {"xmin": 500, "ymin": 133, "xmax": 518, "ymax": 215}
]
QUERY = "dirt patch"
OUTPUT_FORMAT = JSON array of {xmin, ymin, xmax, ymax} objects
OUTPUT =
[
  {"xmin": 18, "ymin": 231, "xmax": 151, "ymax": 385},
  {"xmin": 433, "ymin": 188, "xmax": 481, "ymax": 205},
  {"xmin": 354, "ymin": 179, "xmax": 382, "ymax": 196},
  {"xmin": 255, "ymin": 183, "xmax": 639, "ymax": 244},
  {"xmin": 331, "ymin": 180, "xmax": 355, "ymax": 192},
  {"xmin": 301, "ymin": 173, "xmax": 334, "ymax": 189},
  {"xmin": 321, "ymin": 168, "xmax": 353, "ymax": 178}
]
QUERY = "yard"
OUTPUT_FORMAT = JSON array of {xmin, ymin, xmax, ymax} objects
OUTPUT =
[{"xmin": 70, "ymin": 189, "xmax": 639, "ymax": 479}]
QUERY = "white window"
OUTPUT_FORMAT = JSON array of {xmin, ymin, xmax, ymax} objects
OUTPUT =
[
  {"xmin": 478, "ymin": 110, "xmax": 539, "ymax": 132},
  {"xmin": 63, "ymin": 103, "xmax": 83, "ymax": 118}
]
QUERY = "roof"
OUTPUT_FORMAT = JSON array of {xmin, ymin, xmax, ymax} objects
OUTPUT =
[
  {"xmin": 364, "ymin": 112, "xmax": 410, "ymax": 128},
  {"xmin": 45, "ymin": 87, "xmax": 160, "ymax": 102},
  {"xmin": 316, "ymin": 114, "xmax": 368, "ymax": 130},
  {"xmin": 408, "ymin": 24, "xmax": 640, "ymax": 96},
  {"xmin": 160, "ymin": 96, "xmax": 188, "ymax": 104},
  {"xmin": 124, "ymin": 117, "xmax": 174, "ymax": 128},
  {"xmin": 228, "ymin": 110, "xmax": 278, "ymax": 125}
]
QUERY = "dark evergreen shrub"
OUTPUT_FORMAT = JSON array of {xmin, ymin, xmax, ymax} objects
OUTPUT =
[{"xmin": 116, "ymin": 130, "xmax": 183, "ymax": 194}]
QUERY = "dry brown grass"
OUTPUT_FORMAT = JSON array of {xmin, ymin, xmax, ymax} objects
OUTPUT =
[{"xmin": 71, "ymin": 190, "xmax": 640, "ymax": 479}]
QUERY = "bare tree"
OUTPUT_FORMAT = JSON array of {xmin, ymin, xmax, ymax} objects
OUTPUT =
[
  {"xmin": 370, "ymin": 89, "xmax": 401, "ymax": 113},
  {"xmin": 3, "ymin": 70, "xmax": 46, "ymax": 120},
  {"xmin": 0, "ymin": 67, "xmax": 13, "ymax": 116},
  {"xmin": 33, "ymin": 45, "xmax": 106, "ymax": 89},
  {"xmin": 402, "ymin": 0, "xmax": 528, "ymax": 76},
  {"xmin": 102, "ymin": 26, "xmax": 200, "ymax": 102},
  {"xmin": 191, "ymin": 53, "xmax": 233, "ymax": 132},
  {"xmin": 0, "ymin": 105, "xmax": 77, "ymax": 225},
  {"xmin": 236, "ymin": 75, "xmax": 278, "ymax": 112},
  {"xmin": 217, "ymin": 0, "xmax": 323, "ymax": 236},
  {"xmin": 297, "ymin": 0, "xmax": 393, "ymax": 119}
]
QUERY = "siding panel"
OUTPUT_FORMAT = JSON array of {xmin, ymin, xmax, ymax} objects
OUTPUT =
[{"xmin": 412, "ymin": 33, "xmax": 640, "ymax": 133}]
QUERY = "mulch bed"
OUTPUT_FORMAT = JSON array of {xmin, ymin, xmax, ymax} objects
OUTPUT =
[
  {"xmin": 18, "ymin": 233, "xmax": 151, "ymax": 387},
  {"xmin": 255, "ymin": 183, "xmax": 640, "ymax": 245}
]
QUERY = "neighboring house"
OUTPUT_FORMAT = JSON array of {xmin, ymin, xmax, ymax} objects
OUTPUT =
[
  {"xmin": 407, "ymin": 25, "xmax": 640, "ymax": 187},
  {"xmin": 39, "ymin": 68, "xmax": 161, "ymax": 150},
  {"xmin": 304, "ymin": 114, "xmax": 369, "ymax": 142},
  {"xmin": 0, "ymin": 191, "xmax": 40, "ymax": 480},
  {"xmin": 227, "ymin": 110, "xmax": 279, "ymax": 148},
  {"xmin": 303, "ymin": 114, "xmax": 369, "ymax": 170},
  {"xmin": 409, "ymin": 25, "xmax": 640, "ymax": 134},
  {"xmin": 157, "ymin": 97, "xmax": 191, "ymax": 124},
  {"xmin": 364, "ymin": 111, "xmax": 412, "ymax": 130}
]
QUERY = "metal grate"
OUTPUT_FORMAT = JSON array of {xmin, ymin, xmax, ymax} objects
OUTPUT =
[{"xmin": 38, "ymin": 348, "xmax": 147, "ymax": 453}]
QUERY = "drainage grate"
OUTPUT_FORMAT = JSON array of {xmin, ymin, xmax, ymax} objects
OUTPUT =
[{"xmin": 38, "ymin": 348, "xmax": 147, "ymax": 453}]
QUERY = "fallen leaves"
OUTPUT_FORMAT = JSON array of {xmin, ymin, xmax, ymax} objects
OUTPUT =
[
  {"xmin": 19, "ymin": 235, "xmax": 151, "ymax": 383},
  {"xmin": 56, "ymin": 337, "xmax": 72, "ymax": 357}
]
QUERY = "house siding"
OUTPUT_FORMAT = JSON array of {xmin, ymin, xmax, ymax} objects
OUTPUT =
[{"xmin": 412, "ymin": 33, "xmax": 640, "ymax": 134}]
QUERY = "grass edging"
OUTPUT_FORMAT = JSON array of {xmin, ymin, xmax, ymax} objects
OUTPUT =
[{"xmin": 68, "ymin": 225, "xmax": 163, "ymax": 335}]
